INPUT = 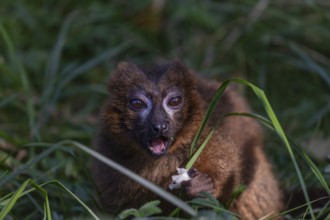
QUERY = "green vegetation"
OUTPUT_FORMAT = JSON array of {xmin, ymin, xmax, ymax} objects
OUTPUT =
[{"xmin": 0, "ymin": 0, "xmax": 329, "ymax": 219}]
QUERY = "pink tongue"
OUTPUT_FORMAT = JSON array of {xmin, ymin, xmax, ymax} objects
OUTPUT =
[{"xmin": 151, "ymin": 138, "xmax": 165, "ymax": 154}]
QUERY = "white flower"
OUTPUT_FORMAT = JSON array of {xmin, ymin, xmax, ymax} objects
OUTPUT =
[{"xmin": 168, "ymin": 168, "xmax": 191, "ymax": 190}]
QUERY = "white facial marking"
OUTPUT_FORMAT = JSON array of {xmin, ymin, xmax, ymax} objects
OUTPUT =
[
  {"xmin": 130, "ymin": 93, "xmax": 152, "ymax": 122},
  {"xmin": 162, "ymin": 91, "xmax": 183, "ymax": 121}
]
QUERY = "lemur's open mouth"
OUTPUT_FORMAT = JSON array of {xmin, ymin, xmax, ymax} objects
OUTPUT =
[{"xmin": 148, "ymin": 137, "xmax": 172, "ymax": 156}]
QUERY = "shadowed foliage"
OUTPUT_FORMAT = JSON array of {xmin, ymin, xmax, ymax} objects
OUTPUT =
[{"xmin": 0, "ymin": 0, "xmax": 329, "ymax": 219}]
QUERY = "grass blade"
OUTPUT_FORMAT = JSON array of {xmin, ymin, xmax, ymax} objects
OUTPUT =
[
  {"xmin": 278, "ymin": 197, "xmax": 330, "ymax": 218},
  {"xmin": 189, "ymin": 78, "xmax": 316, "ymax": 219},
  {"xmin": 0, "ymin": 179, "xmax": 30, "ymax": 220},
  {"xmin": 0, "ymin": 179, "xmax": 52, "ymax": 218},
  {"xmin": 58, "ymin": 42, "xmax": 131, "ymax": 88},
  {"xmin": 0, "ymin": 179, "xmax": 99, "ymax": 219},
  {"xmin": 224, "ymin": 112, "xmax": 274, "ymax": 130},
  {"xmin": 288, "ymin": 43, "xmax": 330, "ymax": 87},
  {"xmin": 42, "ymin": 11, "xmax": 78, "ymax": 105},
  {"xmin": 30, "ymin": 181, "xmax": 52, "ymax": 220},
  {"xmin": 190, "ymin": 80, "xmax": 230, "ymax": 156},
  {"xmin": 229, "ymin": 78, "xmax": 315, "ymax": 219},
  {"xmin": 67, "ymin": 140, "xmax": 197, "ymax": 217},
  {"xmin": 46, "ymin": 180, "xmax": 100, "ymax": 220},
  {"xmin": 282, "ymin": 138, "xmax": 330, "ymax": 201},
  {"xmin": 225, "ymin": 113, "xmax": 330, "ymax": 197},
  {"xmin": 36, "ymin": 42, "xmax": 130, "ymax": 132},
  {"xmin": 0, "ymin": 143, "xmax": 61, "ymax": 187},
  {"xmin": 186, "ymin": 129, "xmax": 215, "ymax": 170},
  {"xmin": 0, "ymin": 24, "xmax": 38, "ymax": 140}
]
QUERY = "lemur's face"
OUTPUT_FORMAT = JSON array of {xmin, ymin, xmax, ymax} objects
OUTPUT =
[{"xmin": 107, "ymin": 61, "xmax": 195, "ymax": 156}]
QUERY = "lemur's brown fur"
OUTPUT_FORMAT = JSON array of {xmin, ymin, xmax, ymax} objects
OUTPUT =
[{"xmin": 93, "ymin": 60, "xmax": 283, "ymax": 219}]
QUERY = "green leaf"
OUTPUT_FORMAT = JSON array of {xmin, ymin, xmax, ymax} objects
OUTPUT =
[
  {"xmin": 193, "ymin": 210, "xmax": 237, "ymax": 220},
  {"xmin": 225, "ymin": 184, "xmax": 246, "ymax": 208},
  {"xmin": 189, "ymin": 192, "xmax": 235, "ymax": 216},
  {"xmin": 118, "ymin": 208, "xmax": 139, "ymax": 219},
  {"xmin": 118, "ymin": 200, "xmax": 162, "ymax": 219},
  {"xmin": 139, "ymin": 200, "xmax": 162, "ymax": 217}
]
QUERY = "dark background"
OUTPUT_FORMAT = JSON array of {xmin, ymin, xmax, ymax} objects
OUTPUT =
[{"xmin": 0, "ymin": 0, "xmax": 329, "ymax": 219}]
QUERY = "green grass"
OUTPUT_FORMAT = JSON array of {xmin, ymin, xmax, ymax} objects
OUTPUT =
[{"xmin": 1, "ymin": 0, "xmax": 329, "ymax": 219}]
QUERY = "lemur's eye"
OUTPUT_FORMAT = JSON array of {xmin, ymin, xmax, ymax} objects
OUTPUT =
[
  {"xmin": 168, "ymin": 96, "xmax": 182, "ymax": 108},
  {"xmin": 129, "ymin": 99, "xmax": 146, "ymax": 110}
]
